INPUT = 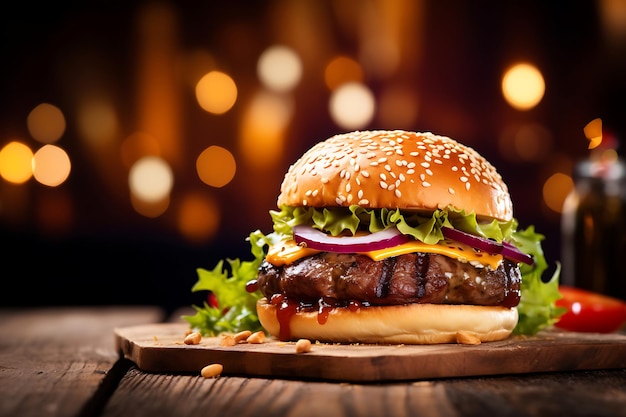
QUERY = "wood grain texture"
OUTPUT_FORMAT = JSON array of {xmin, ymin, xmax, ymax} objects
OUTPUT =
[
  {"xmin": 115, "ymin": 322, "xmax": 626, "ymax": 382},
  {"xmin": 0, "ymin": 307, "xmax": 164, "ymax": 417},
  {"xmin": 100, "ymin": 368, "xmax": 626, "ymax": 417}
]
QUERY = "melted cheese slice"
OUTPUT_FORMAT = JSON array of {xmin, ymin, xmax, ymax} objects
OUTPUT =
[{"xmin": 266, "ymin": 238, "xmax": 503, "ymax": 269}]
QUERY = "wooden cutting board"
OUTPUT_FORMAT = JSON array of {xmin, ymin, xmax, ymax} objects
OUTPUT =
[{"xmin": 115, "ymin": 323, "xmax": 626, "ymax": 382}]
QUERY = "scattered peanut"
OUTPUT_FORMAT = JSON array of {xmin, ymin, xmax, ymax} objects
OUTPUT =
[
  {"xmin": 220, "ymin": 335, "xmax": 236, "ymax": 346},
  {"xmin": 201, "ymin": 363, "xmax": 223, "ymax": 379},
  {"xmin": 456, "ymin": 331, "xmax": 482, "ymax": 345},
  {"xmin": 295, "ymin": 338, "xmax": 312, "ymax": 353},
  {"xmin": 184, "ymin": 331, "xmax": 202, "ymax": 345},
  {"xmin": 246, "ymin": 331, "xmax": 266, "ymax": 344},
  {"xmin": 234, "ymin": 330, "xmax": 252, "ymax": 343}
]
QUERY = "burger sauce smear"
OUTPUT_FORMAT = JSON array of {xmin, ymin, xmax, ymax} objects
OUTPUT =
[{"xmin": 246, "ymin": 279, "xmax": 363, "ymax": 341}]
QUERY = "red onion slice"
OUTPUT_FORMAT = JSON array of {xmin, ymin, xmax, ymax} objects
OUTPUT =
[
  {"xmin": 441, "ymin": 227, "xmax": 534, "ymax": 265},
  {"xmin": 501, "ymin": 241, "xmax": 534, "ymax": 265},
  {"xmin": 292, "ymin": 225, "xmax": 409, "ymax": 253},
  {"xmin": 441, "ymin": 227, "xmax": 502, "ymax": 254}
]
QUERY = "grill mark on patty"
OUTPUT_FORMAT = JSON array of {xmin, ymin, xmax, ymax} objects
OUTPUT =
[
  {"xmin": 376, "ymin": 257, "xmax": 397, "ymax": 298},
  {"xmin": 414, "ymin": 253, "xmax": 429, "ymax": 298},
  {"xmin": 503, "ymin": 260, "xmax": 511, "ymax": 301}
]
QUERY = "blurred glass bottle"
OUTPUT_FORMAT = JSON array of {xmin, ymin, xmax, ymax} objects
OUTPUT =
[{"xmin": 561, "ymin": 150, "xmax": 626, "ymax": 300}]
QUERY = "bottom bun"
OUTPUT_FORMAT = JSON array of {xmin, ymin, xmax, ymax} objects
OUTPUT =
[{"xmin": 257, "ymin": 298, "xmax": 518, "ymax": 345}]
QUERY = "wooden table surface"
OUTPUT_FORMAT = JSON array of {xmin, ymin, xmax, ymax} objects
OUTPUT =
[{"xmin": 2, "ymin": 306, "xmax": 626, "ymax": 417}]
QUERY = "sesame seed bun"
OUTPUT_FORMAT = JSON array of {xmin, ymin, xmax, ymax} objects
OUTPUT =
[
  {"xmin": 277, "ymin": 130, "xmax": 513, "ymax": 221},
  {"xmin": 256, "ymin": 297, "xmax": 518, "ymax": 344}
]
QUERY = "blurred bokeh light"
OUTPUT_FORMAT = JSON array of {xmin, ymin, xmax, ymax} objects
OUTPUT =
[
  {"xmin": 257, "ymin": 45, "xmax": 302, "ymax": 93},
  {"xmin": 196, "ymin": 71, "xmax": 238, "ymax": 115},
  {"xmin": 501, "ymin": 63, "xmax": 545, "ymax": 111},
  {"xmin": 129, "ymin": 156, "xmax": 173, "ymax": 201},
  {"xmin": 329, "ymin": 82, "xmax": 376, "ymax": 129},
  {"xmin": 196, "ymin": 145, "xmax": 237, "ymax": 188},
  {"xmin": 32, "ymin": 144, "xmax": 71, "ymax": 187},
  {"xmin": 27, "ymin": 103, "xmax": 66, "ymax": 144},
  {"xmin": 0, "ymin": 141, "xmax": 33, "ymax": 184}
]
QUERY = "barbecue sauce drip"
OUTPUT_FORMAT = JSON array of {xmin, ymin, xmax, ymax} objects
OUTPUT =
[
  {"xmin": 501, "ymin": 261, "xmax": 522, "ymax": 308},
  {"xmin": 267, "ymin": 293, "xmax": 367, "ymax": 341}
]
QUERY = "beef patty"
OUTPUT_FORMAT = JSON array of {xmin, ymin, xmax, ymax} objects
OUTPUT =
[{"xmin": 256, "ymin": 252, "xmax": 521, "ymax": 308}]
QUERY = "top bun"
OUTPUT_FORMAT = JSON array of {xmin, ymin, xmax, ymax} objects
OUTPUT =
[{"xmin": 277, "ymin": 130, "xmax": 513, "ymax": 221}]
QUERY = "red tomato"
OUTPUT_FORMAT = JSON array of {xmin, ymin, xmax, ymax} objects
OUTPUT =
[
  {"xmin": 555, "ymin": 285, "xmax": 626, "ymax": 333},
  {"xmin": 208, "ymin": 292, "xmax": 219, "ymax": 309}
]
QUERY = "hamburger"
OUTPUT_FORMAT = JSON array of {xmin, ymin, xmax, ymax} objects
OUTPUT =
[{"xmin": 184, "ymin": 130, "xmax": 563, "ymax": 344}]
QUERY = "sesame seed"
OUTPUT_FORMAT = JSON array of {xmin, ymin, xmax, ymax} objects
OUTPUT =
[
  {"xmin": 460, "ymin": 176, "xmax": 468, "ymax": 182},
  {"xmin": 321, "ymin": 177, "xmax": 329, "ymax": 183},
  {"xmin": 426, "ymin": 169, "xmax": 433, "ymax": 176},
  {"xmin": 448, "ymin": 187, "xmax": 455, "ymax": 194},
  {"xmin": 358, "ymin": 199, "xmax": 369, "ymax": 205},
  {"xmin": 380, "ymin": 173, "xmax": 387, "ymax": 181},
  {"xmin": 407, "ymin": 169, "xmax": 415, "ymax": 175},
  {"xmin": 384, "ymin": 164, "xmax": 392, "ymax": 171},
  {"xmin": 361, "ymin": 171, "xmax": 370, "ymax": 178},
  {"xmin": 422, "ymin": 181, "xmax": 431, "ymax": 187},
  {"xmin": 312, "ymin": 190, "xmax": 319, "ymax": 197},
  {"xmin": 380, "ymin": 181, "xmax": 389, "ymax": 189},
  {"xmin": 395, "ymin": 189, "xmax": 402, "ymax": 198},
  {"xmin": 421, "ymin": 162, "xmax": 430, "ymax": 168}
]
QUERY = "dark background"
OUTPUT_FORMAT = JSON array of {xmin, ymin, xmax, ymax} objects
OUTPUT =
[{"xmin": 1, "ymin": 0, "xmax": 625, "ymax": 313}]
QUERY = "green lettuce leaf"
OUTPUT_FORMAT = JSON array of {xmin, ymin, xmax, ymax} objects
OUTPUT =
[
  {"xmin": 184, "ymin": 206, "xmax": 563, "ymax": 337},
  {"xmin": 270, "ymin": 205, "xmax": 517, "ymax": 244},
  {"xmin": 511, "ymin": 226, "xmax": 566, "ymax": 335},
  {"xmin": 182, "ymin": 230, "xmax": 270, "ymax": 336}
]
